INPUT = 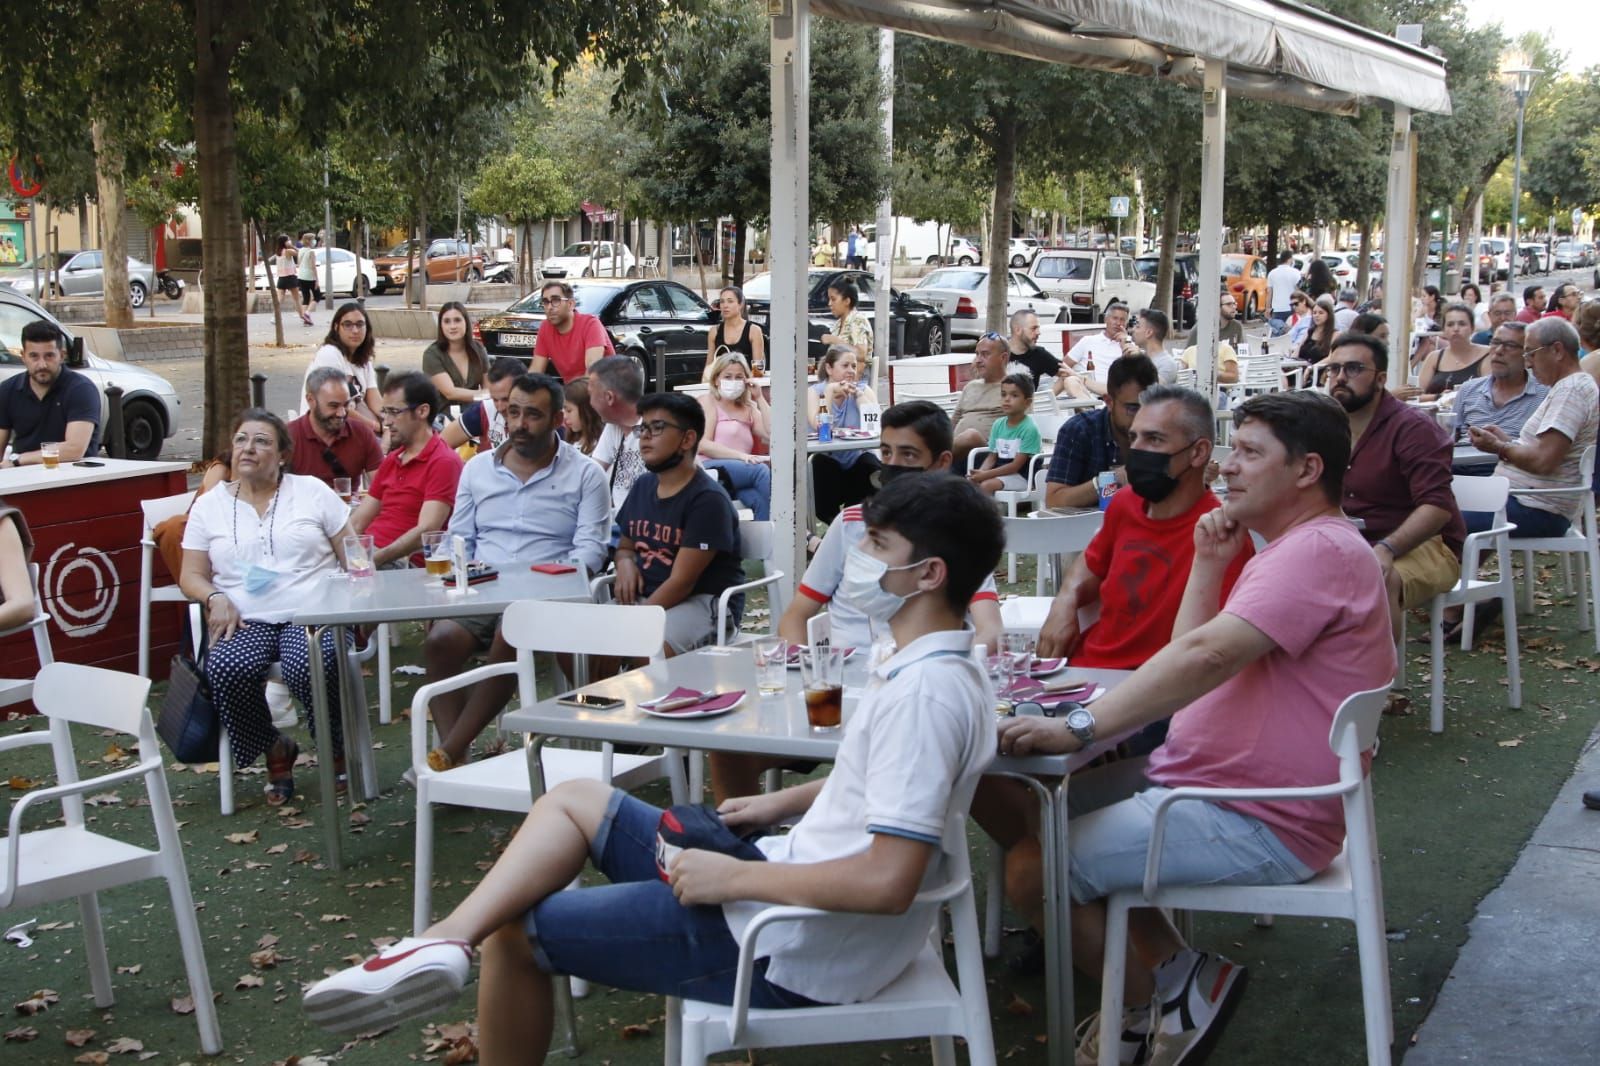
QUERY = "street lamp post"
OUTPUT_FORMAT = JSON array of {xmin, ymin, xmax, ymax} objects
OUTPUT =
[{"xmin": 1504, "ymin": 64, "xmax": 1540, "ymax": 297}]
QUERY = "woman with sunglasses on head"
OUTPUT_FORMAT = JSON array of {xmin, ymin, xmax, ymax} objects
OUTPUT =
[
  {"xmin": 178, "ymin": 408, "xmax": 356, "ymax": 808},
  {"xmin": 423, "ymin": 302, "xmax": 489, "ymax": 407},
  {"xmin": 305, "ymin": 302, "xmax": 382, "ymax": 433},
  {"xmin": 808, "ymin": 343, "xmax": 881, "ymax": 523},
  {"xmin": 704, "ymin": 286, "xmax": 765, "ymax": 376}
]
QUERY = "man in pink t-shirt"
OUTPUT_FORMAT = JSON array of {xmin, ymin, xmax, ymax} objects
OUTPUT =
[
  {"xmin": 998, "ymin": 391, "xmax": 1394, "ymax": 1066},
  {"xmin": 531, "ymin": 280, "xmax": 614, "ymax": 382}
]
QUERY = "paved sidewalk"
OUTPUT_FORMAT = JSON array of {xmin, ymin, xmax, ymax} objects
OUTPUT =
[{"xmin": 1404, "ymin": 725, "xmax": 1600, "ymax": 1064}]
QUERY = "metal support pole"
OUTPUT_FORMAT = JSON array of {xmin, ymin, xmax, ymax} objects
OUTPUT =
[
  {"xmin": 769, "ymin": 0, "xmax": 811, "ymax": 597},
  {"xmin": 872, "ymin": 29, "xmax": 894, "ymax": 393},
  {"xmin": 1384, "ymin": 104, "xmax": 1415, "ymax": 378},
  {"xmin": 249, "ymin": 372, "xmax": 267, "ymax": 409},
  {"xmin": 1506, "ymin": 88, "xmax": 1529, "ymax": 300},
  {"xmin": 1194, "ymin": 59, "xmax": 1227, "ymax": 403}
]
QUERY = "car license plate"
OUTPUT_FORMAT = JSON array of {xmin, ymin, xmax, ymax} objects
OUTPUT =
[{"xmin": 498, "ymin": 333, "xmax": 537, "ymax": 347}]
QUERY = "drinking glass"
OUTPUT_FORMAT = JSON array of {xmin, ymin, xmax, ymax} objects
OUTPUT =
[
  {"xmin": 755, "ymin": 636, "xmax": 789, "ymax": 695},
  {"xmin": 343, "ymin": 534, "xmax": 375, "ymax": 579},
  {"xmin": 40, "ymin": 442, "xmax": 60, "ymax": 469},
  {"xmin": 333, "ymin": 476, "xmax": 353, "ymax": 504},
  {"xmin": 422, "ymin": 531, "xmax": 451, "ymax": 576},
  {"xmin": 1003, "ymin": 632, "xmax": 1036, "ymax": 674},
  {"xmin": 986, "ymin": 652, "xmax": 1017, "ymax": 716},
  {"xmin": 798, "ymin": 645, "xmax": 845, "ymax": 731}
]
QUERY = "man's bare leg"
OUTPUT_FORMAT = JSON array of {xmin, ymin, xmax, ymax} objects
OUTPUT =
[
  {"xmin": 423, "ymin": 620, "xmax": 480, "ymax": 741},
  {"xmin": 1071, "ymin": 899, "xmax": 1186, "ymax": 1004},
  {"xmin": 435, "ymin": 627, "xmax": 519, "ymax": 764}
]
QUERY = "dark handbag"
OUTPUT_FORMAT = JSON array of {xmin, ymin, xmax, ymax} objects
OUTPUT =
[{"xmin": 157, "ymin": 633, "xmax": 219, "ymax": 764}]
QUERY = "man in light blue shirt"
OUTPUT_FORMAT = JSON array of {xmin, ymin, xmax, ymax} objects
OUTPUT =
[
  {"xmin": 419, "ymin": 373, "xmax": 610, "ymax": 771},
  {"xmin": 1451, "ymin": 322, "xmax": 1548, "ymax": 474}
]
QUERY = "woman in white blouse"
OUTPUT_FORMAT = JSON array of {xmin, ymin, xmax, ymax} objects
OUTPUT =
[
  {"xmin": 180, "ymin": 409, "xmax": 355, "ymax": 806},
  {"xmin": 305, "ymin": 303, "xmax": 382, "ymax": 432}
]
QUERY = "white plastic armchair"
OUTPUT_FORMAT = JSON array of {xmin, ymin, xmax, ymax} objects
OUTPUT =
[{"xmin": 717, "ymin": 519, "xmax": 786, "ymax": 645}]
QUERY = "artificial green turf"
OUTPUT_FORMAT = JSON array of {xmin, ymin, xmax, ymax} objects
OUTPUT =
[{"xmin": 2, "ymin": 568, "xmax": 1596, "ymax": 1065}]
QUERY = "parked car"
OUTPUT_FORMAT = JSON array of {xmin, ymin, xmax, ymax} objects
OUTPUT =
[
  {"xmin": 251, "ymin": 247, "xmax": 378, "ymax": 298},
  {"xmin": 1552, "ymin": 241, "xmax": 1584, "ymax": 269},
  {"xmin": 0, "ymin": 286, "xmax": 180, "ymax": 460},
  {"xmin": 1029, "ymin": 249, "xmax": 1155, "ymax": 322},
  {"xmin": 539, "ymin": 241, "xmax": 637, "ymax": 279},
  {"xmin": 1319, "ymin": 251, "xmax": 1363, "ymax": 288},
  {"xmin": 1219, "ymin": 255, "xmax": 1270, "ymax": 320},
  {"xmin": 742, "ymin": 268, "xmax": 949, "ymax": 363},
  {"xmin": 1008, "ymin": 237, "xmax": 1042, "ymax": 268},
  {"xmin": 1133, "ymin": 253, "xmax": 1199, "ymax": 329},
  {"xmin": 909, "ymin": 267, "xmax": 1068, "ymax": 347},
  {"xmin": 0, "ymin": 250, "xmax": 158, "ymax": 309},
  {"xmin": 1517, "ymin": 243, "xmax": 1550, "ymax": 275},
  {"xmin": 374, "ymin": 238, "xmax": 485, "ymax": 293},
  {"xmin": 475, "ymin": 279, "xmax": 714, "ymax": 391}
]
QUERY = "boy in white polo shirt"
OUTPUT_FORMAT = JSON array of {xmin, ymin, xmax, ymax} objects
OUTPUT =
[{"xmin": 304, "ymin": 475, "xmax": 1006, "ymax": 1060}]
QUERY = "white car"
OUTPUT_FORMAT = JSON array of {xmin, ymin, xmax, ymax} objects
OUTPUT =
[
  {"xmin": 1008, "ymin": 237, "xmax": 1042, "ymax": 268},
  {"xmin": 540, "ymin": 241, "xmax": 637, "ymax": 279},
  {"xmin": 251, "ymin": 248, "xmax": 378, "ymax": 298},
  {"xmin": 910, "ymin": 267, "xmax": 1069, "ymax": 345},
  {"xmin": 0, "ymin": 287, "xmax": 181, "ymax": 460}
]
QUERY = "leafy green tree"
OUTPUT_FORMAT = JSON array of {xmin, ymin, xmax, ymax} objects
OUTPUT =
[
  {"xmin": 470, "ymin": 150, "xmax": 582, "ymax": 288},
  {"xmin": 1523, "ymin": 72, "xmax": 1600, "ymax": 219}
]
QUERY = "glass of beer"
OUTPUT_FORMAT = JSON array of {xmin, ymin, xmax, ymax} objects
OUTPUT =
[
  {"xmin": 799, "ymin": 645, "xmax": 844, "ymax": 732},
  {"xmin": 423, "ymin": 531, "xmax": 452, "ymax": 575},
  {"xmin": 755, "ymin": 636, "xmax": 789, "ymax": 695},
  {"xmin": 343, "ymin": 534, "xmax": 376, "ymax": 579},
  {"xmin": 40, "ymin": 442, "xmax": 60, "ymax": 469},
  {"xmin": 333, "ymin": 476, "xmax": 353, "ymax": 504}
]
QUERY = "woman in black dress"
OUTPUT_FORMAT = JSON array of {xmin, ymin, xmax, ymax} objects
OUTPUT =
[{"xmin": 704, "ymin": 286, "xmax": 766, "ymax": 376}]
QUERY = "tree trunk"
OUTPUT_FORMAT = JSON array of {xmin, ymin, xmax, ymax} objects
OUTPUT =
[
  {"xmin": 1411, "ymin": 212, "xmax": 1429, "ymax": 297},
  {"xmin": 76, "ymin": 194, "xmax": 91, "ymax": 248},
  {"xmin": 733, "ymin": 219, "xmax": 747, "ymax": 287},
  {"xmin": 1356, "ymin": 217, "xmax": 1373, "ymax": 301},
  {"xmin": 984, "ymin": 111, "xmax": 1018, "ymax": 334},
  {"xmin": 692, "ymin": 224, "xmax": 708, "ymax": 300},
  {"xmin": 406, "ymin": 209, "xmax": 418, "ymax": 309},
  {"xmin": 193, "ymin": 2, "xmax": 249, "ymax": 457},
  {"xmin": 1154, "ymin": 175, "xmax": 1183, "ymax": 328},
  {"xmin": 90, "ymin": 118, "xmax": 133, "ymax": 328},
  {"xmin": 1265, "ymin": 218, "xmax": 1280, "ymax": 265}
]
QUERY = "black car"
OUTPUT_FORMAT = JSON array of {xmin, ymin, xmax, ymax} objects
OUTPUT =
[
  {"xmin": 475, "ymin": 279, "xmax": 717, "ymax": 391},
  {"xmin": 741, "ymin": 268, "xmax": 949, "ymax": 364},
  {"xmin": 1133, "ymin": 254, "xmax": 1200, "ymax": 330}
]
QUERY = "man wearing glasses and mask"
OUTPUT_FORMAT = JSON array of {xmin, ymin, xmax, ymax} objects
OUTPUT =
[
  {"xmin": 288, "ymin": 367, "xmax": 383, "ymax": 488},
  {"xmin": 1331, "ymin": 332, "xmax": 1464, "ymax": 656}
]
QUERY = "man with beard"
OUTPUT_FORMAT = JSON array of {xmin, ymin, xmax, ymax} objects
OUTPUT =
[
  {"xmin": 1330, "ymin": 332, "xmax": 1464, "ymax": 649},
  {"xmin": 419, "ymin": 373, "xmax": 610, "ymax": 772},
  {"xmin": 1044, "ymin": 354, "xmax": 1159, "ymax": 509},
  {"xmin": 530, "ymin": 280, "xmax": 613, "ymax": 382},
  {"xmin": 440, "ymin": 357, "xmax": 524, "ymax": 457},
  {"xmin": 288, "ymin": 366, "xmax": 383, "ymax": 487},
  {"xmin": 613, "ymin": 391, "xmax": 744, "ymax": 658},
  {"xmin": 0, "ymin": 319, "xmax": 102, "ymax": 464}
]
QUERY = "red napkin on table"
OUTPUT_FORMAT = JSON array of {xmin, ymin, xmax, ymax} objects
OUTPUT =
[
  {"xmin": 1006, "ymin": 678, "xmax": 1096, "ymax": 706},
  {"xmin": 642, "ymin": 686, "xmax": 745, "ymax": 714}
]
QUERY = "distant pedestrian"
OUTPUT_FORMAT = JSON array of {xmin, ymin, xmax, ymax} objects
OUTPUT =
[
  {"xmin": 1304, "ymin": 257, "xmax": 1336, "ymax": 300},
  {"xmin": 1266, "ymin": 251, "xmax": 1301, "ymax": 336},
  {"xmin": 846, "ymin": 227, "xmax": 865, "ymax": 270},
  {"xmin": 295, "ymin": 232, "xmax": 318, "ymax": 325},
  {"xmin": 273, "ymin": 235, "xmax": 300, "ymax": 319}
]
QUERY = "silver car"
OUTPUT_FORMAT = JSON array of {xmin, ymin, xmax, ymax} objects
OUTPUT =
[
  {"xmin": 0, "ymin": 287, "xmax": 180, "ymax": 459},
  {"xmin": 0, "ymin": 250, "xmax": 159, "ymax": 309}
]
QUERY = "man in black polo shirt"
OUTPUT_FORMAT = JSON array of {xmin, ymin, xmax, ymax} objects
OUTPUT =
[{"xmin": 0, "ymin": 320, "xmax": 102, "ymax": 466}]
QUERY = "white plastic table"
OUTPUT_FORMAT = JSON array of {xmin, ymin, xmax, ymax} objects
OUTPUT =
[
  {"xmin": 291, "ymin": 566, "xmax": 593, "ymax": 869},
  {"xmin": 502, "ymin": 645, "xmax": 1130, "ymax": 1066},
  {"xmin": 1453, "ymin": 444, "xmax": 1497, "ymax": 468}
]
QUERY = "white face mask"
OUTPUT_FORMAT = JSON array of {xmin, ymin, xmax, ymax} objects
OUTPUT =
[
  {"xmin": 717, "ymin": 379, "xmax": 746, "ymax": 401},
  {"xmin": 838, "ymin": 546, "xmax": 926, "ymax": 624}
]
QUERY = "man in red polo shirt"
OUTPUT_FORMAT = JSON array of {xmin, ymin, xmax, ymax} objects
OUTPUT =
[
  {"xmin": 351, "ymin": 372, "xmax": 463, "ymax": 567},
  {"xmin": 530, "ymin": 280, "xmax": 614, "ymax": 382},
  {"xmin": 289, "ymin": 367, "xmax": 384, "ymax": 488}
]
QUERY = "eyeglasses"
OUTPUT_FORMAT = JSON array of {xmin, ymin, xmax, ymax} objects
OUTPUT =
[
  {"xmin": 380, "ymin": 404, "xmax": 418, "ymax": 418},
  {"xmin": 1522, "ymin": 344, "xmax": 1554, "ymax": 360},
  {"xmin": 543, "ymin": 295, "xmax": 571, "ymax": 305},
  {"xmin": 232, "ymin": 433, "xmax": 277, "ymax": 450},
  {"xmin": 1326, "ymin": 362, "xmax": 1374, "ymax": 379},
  {"xmin": 638, "ymin": 419, "xmax": 687, "ymax": 438},
  {"xmin": 1487, "ymin": 339, "xmax": 1522, "ymax": 350},
  {"xmin": 338, "ymin": 319, "xmax": 367, "ymax": 330}
]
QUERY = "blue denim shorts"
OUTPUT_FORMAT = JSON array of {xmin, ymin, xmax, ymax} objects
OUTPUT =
[
  {"xmin": 525, "ymin": 790, "xmax": 821, "ymax": 1008},
  {"xmin": 1065, "ymin": 758, "xmax": 1315, "ymax": 904}
]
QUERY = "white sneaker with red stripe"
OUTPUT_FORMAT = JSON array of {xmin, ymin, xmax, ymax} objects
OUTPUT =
[
  {"xmin": 302, "ymin": 936, "xmax": 472, "ymax": 1035},
  {"xmin": 1146, "ymin": 950, "xmax": 1248, "ymax": 1066}
]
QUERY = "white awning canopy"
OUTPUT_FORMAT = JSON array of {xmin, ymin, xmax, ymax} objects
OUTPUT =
[{"xmin": 811, "ymin": 0, "xmax": 1452, "ymax": 115}]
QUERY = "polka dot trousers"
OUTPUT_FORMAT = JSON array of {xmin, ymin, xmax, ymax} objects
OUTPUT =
[{"xmin": 204, "ymin": 622, "xmax": 347, "ymax": 768}]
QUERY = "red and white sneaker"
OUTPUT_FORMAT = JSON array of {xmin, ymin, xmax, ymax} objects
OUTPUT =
[
  {"xmin": 302, "ymin": 936, "xmax": 471, "ymax": 1035},
  {"xmin": 1146, "ymin": 950, "xmax": 1248, "ymax": 1066}
]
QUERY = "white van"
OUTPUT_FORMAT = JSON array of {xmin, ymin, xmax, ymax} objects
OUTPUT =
[{"xmin": 844, "ymin": 219, "xmax": 981, "ymax": 265}]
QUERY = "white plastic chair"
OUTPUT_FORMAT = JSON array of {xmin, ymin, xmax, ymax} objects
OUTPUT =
[
  {"xmin": 997, "ymin": 511, "xmax": 1105, "ymax": 633},
  {"xmin": 1412, "ymin": 476, "xmax": 1522, "ymax": 733},
  {"xmin": 666, "ymin": 807, "xmax": 997, "ymax": 1066},
  {"xmin": 1095, "ymin": 685, "xmax": 1393, "ymax": 1066},
  {"xmin": 1510, "ymin": 446, "xmax": 1600, "ymax": 651},
  {"xmin": 409, "ymin": 599, "xmax": 687, "ymax": 934},
  {"xmin": 967, "ymin": 447, "xmax": 1054, "ymax": 583},
  {"xmin": 717, "ymin": 519, "xmax": 787, "ymax": 645},
  {"xmin": 1, "ymin": 663, "xmax": 223, "ymax": 1055},
  {"xmin": 136, "ymin": 490, "xmax": 199, "ymax": 678},
  {"xmin": 0, "ymin": 564, "xmax": 55, "ymax": 711},
  {"xmin": 1173, "ymin": 366, "xmax": 1197, "ymax": 389}
]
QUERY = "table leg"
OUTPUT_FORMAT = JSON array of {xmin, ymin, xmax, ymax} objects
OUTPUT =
[
  {"xmin": 991, "ymin": 772, "xmax": 1067, "ymax": 1066},
  {"xmin": 305, "ymin": 623, "xmax": 343, "ymax": 871},
  {"xmin": 1053, "ymin": 779, "xmax": 1075, "ymax": 1064},
  {"xmin": 526, "ymin": 736, "xmax": 581, "ymax": 1058}
]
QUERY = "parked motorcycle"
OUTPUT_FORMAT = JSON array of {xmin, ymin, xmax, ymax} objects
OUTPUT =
[
  {"xmin": 158, "ymin": 271, "xmax": 185, "ymax": 300},
  {"xmin": 481, "ymin": 261, "xmax": 514, "ymax": 284}
]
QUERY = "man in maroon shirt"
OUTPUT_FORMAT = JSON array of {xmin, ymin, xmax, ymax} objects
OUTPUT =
[
  {"xmin": 289, "ymin": 367, "xmax": 384, "ymax": 488},
  {"xmin": 1516, "ymin": 284, "xmax": 1545, "ymax": 324},
  {"xmin": 531, "ymin": 280, "xmax": 613, "ymax": 382},
  {"xmin": 351, "ymin": 372, "xmax": 462, "ymax": 567},
  {"xmin": 1330, "ymin": 332, "xmax": 1464, "ymax": 644}
]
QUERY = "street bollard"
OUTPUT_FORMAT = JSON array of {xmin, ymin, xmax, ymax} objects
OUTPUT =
[
  {"xmin": 652, "ymin": 340, "xmax": 667, "ymax": 393},
  {"xmin": 250, "ymin": 372, "xmax": 267, "ymax": 409},
  {"xmin": 376, "ymin": 364, "xmax": 390, "ymax": 391},
  {"xmin": 104, "ymin": 384, "xmax": 127, "ymax": 459},
  {"xmin": 893, "ymin": 318, "xmax": 906, "ymax": 359}
]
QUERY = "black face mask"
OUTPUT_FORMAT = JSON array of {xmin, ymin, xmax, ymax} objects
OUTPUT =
[
  {"xmin": 872, "ymin": 462, "xmax": 930, "ymax": 489},
  {"xmin": 1125, "ymin": 445, "xmax": 1189, "ymax": 503},
  {"xmin": 644, "ymin": 449, "xmax": 687, "ymax": 474}
]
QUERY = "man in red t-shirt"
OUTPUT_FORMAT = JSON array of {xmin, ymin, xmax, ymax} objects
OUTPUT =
[
  {"xmin": 972, "ymin": 384, "xmax": 1251, "ymax": 970},
  {"xmin": 351, "ymin": 372, "xmax": 463, "ymax": 567},
  {"xmin": 531, "ymin": 280, "xmax": 614, "ymax": 382}
]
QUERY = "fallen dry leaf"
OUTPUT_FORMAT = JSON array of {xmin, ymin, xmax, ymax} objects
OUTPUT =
[
  {"xmin": 102, "ymin": 744, "xmax": 130, "ymax": 763},
  {"xmin": 170, "ymin": 996, "xmax": 194, "ymax": 1015},
  {"xmin": 291, "ymin": 849, "xmax": 317, "ymax": 864},
  {"xmin": 256, "ymin": 933, "xmax": 280, "ymax": 949},
  {"xmin": 65, "ymin": 1028, "xmax": 96, "ymax": 1047},
  {"xmin": 265, "ymin": 843, "xmax": 289, "ymax": 855},
  {"xmin": 104, "ymin": 1035, "xmax": 144, "ymax": 1054},
  {"xmin": 1005, "ymin": 992, "xmax": 1033, "ymax": 1016},
  {"xmin": 75, "ymin": 1053, "xmax": 110, "ymax": 1065},
  {"xmin": 14, "ymin": 988, "xmax": 59, "ymax": 1015},
  {"xmin": 250, "ymin": 947, "xmax": 282, "ymax": 970},
  {"xmin": 320, "ymin": 914, "xmax": 351, "ymax": 924},
  {"xmin": 620, "ymin": 1022, "xmax": 652, "ymax": 1039},
  {"xmin": 84, "ymin": 792, "xmax": 122, "ymax": 807},
  {"xmin": 115, "ymin": 964, "xmax": 141, "ymax": 975},
  {"xmin": 1497, "ymin": 738, "xmax": 1523, "ymax": 748},
  {"xmin": 235, "ymin": 974, "xmax": 265, "ymax": 990},
  {"xmin": 348, "ymin": 809, "xmax": 371, "ymax": 826},
  {"xmin": 443, "ymin": 1035, "xmax": 479, "ymax": 1064},
  {"xmin": 4, "ymin": 1025, "xmax": 39, "ymax": 1042},
  {"xmin": 6, "ymin": 775, "xmax": 39, "ymax": 790},
  {"xmin": 225, "ymin": 830, "xmax": 260, "ymax": 845}
]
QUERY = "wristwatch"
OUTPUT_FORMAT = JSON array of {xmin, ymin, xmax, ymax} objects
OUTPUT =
[
  {"xmin": 9, "ymin": 457, "xmax": 18, "ymax": 468},
  {"xmin": 1062, "ymin": 704, "xmax": 1096, "ymax": 745}
]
